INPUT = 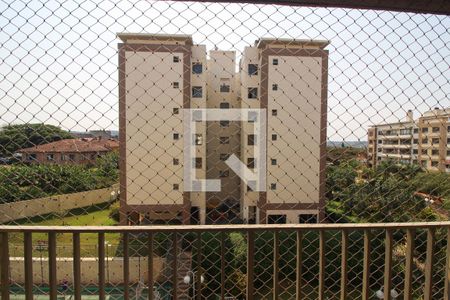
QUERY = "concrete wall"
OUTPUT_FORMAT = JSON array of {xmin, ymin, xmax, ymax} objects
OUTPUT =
[
  {"xmin": 267, "ymin": 55, "xmax": 322, "ymax": 205},
  {"xmin": 0, "ymin": 184, "xmax": 119, "ymax": 223},
  {"xmin": 125, "ymin": 51, "xmax": 185, "ymax": 206},
  {"xmin": 9, "ymin": 256, "xmax": 164, "ymax": 285}
]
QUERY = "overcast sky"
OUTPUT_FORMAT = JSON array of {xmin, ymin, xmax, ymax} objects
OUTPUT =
[{"xmin": 0, "ymin": 0, "xmax": 449, "ymax": 141}]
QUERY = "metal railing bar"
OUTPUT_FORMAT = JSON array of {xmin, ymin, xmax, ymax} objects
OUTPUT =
[
  {"xmin": 2, "ymin": 222, "xmax": 450, "ymax": 233},
  {"xmin": 319, "ymin": 229, "xmax": 325, "ymax": 300},
  {"xmin": 98, "ymin": 233, "xmax": 106, "ymax": 300},
  {"xmin": 73, "ymin": 233, "xmax": 81, "ymax": 300},
  {"xmin": 404, "ymin": 228, "xmax": 415, "ymax": 300},
  {"xmin": 172, "ymin": 232, "xmax": 178, "ymax": 300},
  {"xmin": 1, "ymin": 232, "xmax": 10, "ymax": 300},
  {"xmin": 48, "ymin": 232, "xmax": 57, "ymax": 300},
  {"xmin": 148, "ymin": 232, "xmax": 154, "ymax": 300},
  {"xmin": 445, "ymin": 227, "xmax": 450, "ymax": 300},
  {"xmin": 196, "ymin": 232, "xmax": 202, "ymax": 300},
  {"xmin": 384, "ymin": 229, "xmax": 393, "ymax": 300},
  {"xmin": 221, "ymin": 231, "xmax": 225, "ymax": 300},
  {"xmin": 247, "ymin": 230, "xmax": 254, "ymax": 300},
  {"xmin": 24, "ymin": 232, "xmax": 33, "ymax": 300},
  {"xmin": 273, "ymin": 230, "xmax": 280, "ymax": 300},
  {"xmin": 123, "ymin": 232, "xmax": 130, "ymax": 300},
  {"xmin": 340, "ymin": 229, "xmax": 348, "ymax": 300},
  {"xmin": 296, "ymin": 230, "xmax": 303, "ymax": 300},
  {"xmin": 362, "ymin": 229, "xmax": 371, "ymax": 300},
  {"xmin": 424, "ymin": 228, "xmax": 435, "ymax": 300}
]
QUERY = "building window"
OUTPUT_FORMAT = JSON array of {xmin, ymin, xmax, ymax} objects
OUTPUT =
[
  {"xmin": 272, "ymin": 84, "xmax": 278, "ymax": 91},
  {"xmin": 431, "ymin": 149, "xmax": 439, "ymax": 156},
  {"xmin": 413, "ymin": 149, "xmax": 418, "ymax": 154},
  {"xmin": 432, "ymin": 127, "xmax": 440, "ymax": 133},
  {"xmin": 431, "ymin": 161, "xmax": 439, "ymax": 167},
  {"xmin": 299, "ymin": 214, "xmax": 317, "ymax": 224},
  {"xmin": 248, "ymin": 134, "xmax": 256, "ymax": 146},
  {"xmin": 219, "ymin": 170, "xmax": 229, "ymax": 177},
  {"xmin": 173, "ymin": 158, "xmax": 179, "ymax": 165},
  {"xmin": 173, "ymin": 56, "xmax": 180, "ymax": 63},
  {"xmin": 413, "ymin": 139, "xmax": 418, "ymax": 144},
  {"xmin": 173, "ymin": 107, "xmax": 179, "ymax": 114},
  {"xmin": 447, "ymin": 150, "xmax": 450, "ymax": 156},
  {"xmin": 173, "ymin": 82, "xmax": 179, "ymax": 89},
  {"xmin": 448, "ymin": 138, "xmax": 450, "ymax": 144},
  {"xmin": 421, "ymin": 160, "xmax": 427, "ymax": 166},
  {"xmin": 422, "ymin": 127, "xmax": 428, "ymax": 133},
  {"xmin": 268, "ymin": 215, "xmax": 286, "ymax": 224},
  {"xmin": 220, "ymin": 84, "xmax": 230, "ymax": 93},
  {"xmin": 220, "ymin": 102, "xmax": 230, "ymax": 109},
  {"xmin": 69, "ymin": 154, "xmax": 75, "ymax": 161},
  {"xmin": 194, "ymin": 134, "xmax": 203, "ymax": 145},
  {"xmin": 272, "ymin": 58, "xmax": 278, "ymax": 65},
  {"xmin": 46, "ymin": 154, "xmax": 54, "ymax": 161},
  {"xmin": 220, "ymin": 153, "xmax": 230, "ymax": 161},
  {"xmin": 272, "ymin": 109, "xmax": 277, "ymax": 116},
  {"xmin": 421, "ymin": 149, "xmax": 428, "ymax": 155},
  {"xmin": 248, "ymin": 64, "xmax": 258, "ymax": 75},
  {"xmin": 173, "ymin": 184, "xmax": 179, "ymax": 190},
  {"xmin": 220, "ymin": 120, "xmax": 230, "ymax": 127},
  {"xmin": 28, "ymin": 153, "xmax": 37, "ymax": 161},
  {"xmin": 173, "ymin": 133, "xmax": 180, "ymax": 140},
  {"xmin": 448, "ymin": 126, "xmax": 450, "ymax": 132},
  {"xmin": 220, "ymin": 137, "xmax": 230, "ymax": 144},
  {"xmin": 432, "ymin": 138, "xmax": 439, "ymax": 144},
  {"xmin": 272, "ymin": 134, "xmax": 277, "ymax": 141},
  {"xmin": 248, "ymin": 87, "xmax": 258, "ymax": 99},
  {"xmin": 192, "ymin": 86, "xmax": 203, "ymax": 98},
  {"xmin": 414, "ymin": 128, "xmax": 419, "ymax": 133},
  {"xmin": 194, "ymin": 157, "xmax": 202, "ymax": 169},
  {"xmin": 270, "ymin": 183, "xmax": 276, "ymax": 190},
  {"xmin": 422, "ymin": 138, "xmax": 428, "ymax": 144},
  {"xmin": 271, "ymin": 158, "xmax": 277, "ymax": 165},
  {"xmin": 247, "ymin": 158, "xmax": 255, "ymax": 169},
  {"xmin": 248, "ymin": 111, "xmax": 257, "ymax": 123},
  {"xmin": 192, "ymin": 62, "xmax": 203, "ymax": 74}
]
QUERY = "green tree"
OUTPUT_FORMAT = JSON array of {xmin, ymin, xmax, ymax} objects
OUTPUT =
[{"xmin": 0, "ymin": 123, "xmax": 73, "ymax": 156}]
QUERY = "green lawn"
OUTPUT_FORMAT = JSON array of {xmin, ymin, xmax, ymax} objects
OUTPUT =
[{"xmin": 8, "ymin": 203, "xmax": 122, "ymax": 257}]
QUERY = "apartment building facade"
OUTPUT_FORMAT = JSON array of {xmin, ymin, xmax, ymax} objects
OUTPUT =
[
  {"xmin": 118, "ymin": 33, "xmax": 329, "ymax": 225},
  {"xmin": 368, "ymin": 108, "xmax": 450, "ymax": 172}
]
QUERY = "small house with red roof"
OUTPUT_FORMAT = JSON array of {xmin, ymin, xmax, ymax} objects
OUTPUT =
[{"xmin": 17, "ymin": 138, "xmax": 119, "ymax": 165}]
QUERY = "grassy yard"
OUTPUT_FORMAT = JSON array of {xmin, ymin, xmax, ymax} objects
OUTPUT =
[{"xmin": 8, "ymin": 203, "xmax": 122, "ymax": 257}]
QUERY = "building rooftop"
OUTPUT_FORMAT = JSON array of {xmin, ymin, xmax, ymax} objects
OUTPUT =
[
  {"xmin": 256, "ymin": 38, "xmax": 330, "ymax": 49},
  {"xmin": 18, "ymin": 138, "xmax": 119, "ymax": 153},
  {"xmin": 117, "ymin": 33, "xmax": 193, "ymax": 45},
  {"xmin": 422, "ymin": 108, "xmax": 450, "ymax": 118}
]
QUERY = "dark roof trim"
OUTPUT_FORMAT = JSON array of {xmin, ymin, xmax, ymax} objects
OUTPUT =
[{"xmin": 169, "ymin": 0, "xmax": 450, "ymax": 16}]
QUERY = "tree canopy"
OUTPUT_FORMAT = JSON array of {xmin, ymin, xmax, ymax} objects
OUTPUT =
[{"xmin": 0, "ymin": 123, "xmax": 74, "ymax": 156}]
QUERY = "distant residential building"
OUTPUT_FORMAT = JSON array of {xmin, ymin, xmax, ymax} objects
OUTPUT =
[
  {"xmin": 368, "ymin": 108, "xmax": 450, "ymax": 172},
  {"xmin": 118, "ymin": 33, "xmax": 329, "ymax": 225},
  {"xmin": 71, "ymin": 130, "xmax": 118, "ymax": 140},
  {"xmin": 18, "ymin": 138, "xmax": 119, "ymax": 165}
]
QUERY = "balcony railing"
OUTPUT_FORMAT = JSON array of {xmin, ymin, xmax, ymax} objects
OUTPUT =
[{"xmin": 1, "ymin": 222, "xmax": 450, "ymax": 300}]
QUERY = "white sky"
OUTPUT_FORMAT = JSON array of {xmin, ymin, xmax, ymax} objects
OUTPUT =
[{"xmin": 0, "ymin": 0, "xmax": 449, "ymax": 141}]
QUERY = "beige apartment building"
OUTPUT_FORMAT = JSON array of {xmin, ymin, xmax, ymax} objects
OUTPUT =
[
  {"xmin": 368, "ymin": 108, "xmax": 450, "ymax": 172},
  {"xmin": 118, "ymin": 33, "xmax": 329, "ymax": 225}
]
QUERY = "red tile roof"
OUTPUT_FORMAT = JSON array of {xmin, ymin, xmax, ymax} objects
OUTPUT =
[{"xmin": 18, "ymin": 138, "xmax": 119, "ymax": 153}]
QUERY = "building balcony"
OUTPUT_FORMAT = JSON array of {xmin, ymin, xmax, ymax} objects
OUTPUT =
[{"xmin": 1, "ymin": 223, "xmax": 449, "ymax": 299}]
